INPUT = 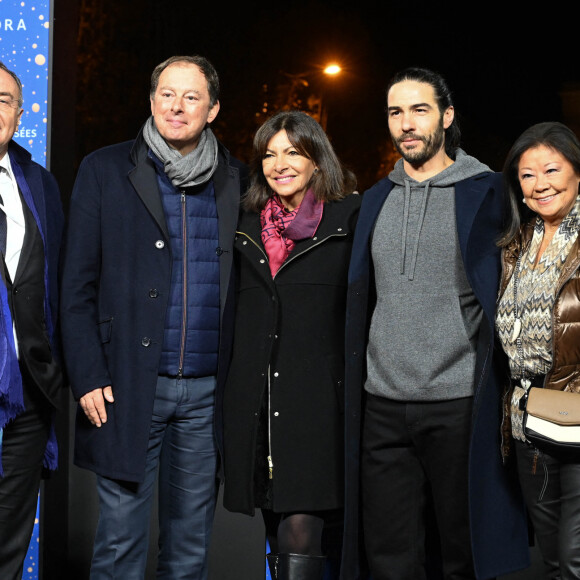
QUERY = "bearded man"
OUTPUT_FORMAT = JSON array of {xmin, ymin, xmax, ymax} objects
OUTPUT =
[{"xmin": 340, "ymin": 67, "xmax": 530, "ymax": 580}]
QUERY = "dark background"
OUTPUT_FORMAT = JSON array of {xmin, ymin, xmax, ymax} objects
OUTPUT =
[
  {"xmin": 51, "ymin": 0, "xmax": 580, "ymax": 202},
  {"xmin": 44, "ymin": 0, "xmax": 576, "ymax": 577}
]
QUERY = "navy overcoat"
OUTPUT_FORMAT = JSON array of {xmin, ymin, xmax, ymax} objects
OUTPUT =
[
  {"xmin": 341, "ymin": 172, "xmax": 531, "ymax": 579},
  {"xmin": 59, "ymin": 131, "xmax": 244, "ymax": 482},
  {"xmin": 0, "ymin": 141, "xmax": 64, "ymax": 470}
]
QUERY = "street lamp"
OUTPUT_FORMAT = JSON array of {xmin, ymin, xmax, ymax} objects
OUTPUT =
[
  {"xmin": 323, "ymin": 64, "xmax": 341, "ymax": 76},
  {"xmin": 280, "ymin": 63, "xmax": 342, "ymax": 130},
  {"xmin": 317, "ymin": 63, "xmax": 342, "ymax": 130}
]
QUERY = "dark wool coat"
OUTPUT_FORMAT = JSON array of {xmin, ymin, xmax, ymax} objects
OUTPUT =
[
  {"xmin": 222, "ymin": 194, "xmax": 361, "ymax": 516},
  {"xmin": 341, "ymin": 173, "xmax": 531, "ymax": 580},
  {"xmin": 60, "ymin": 131, "xmax": 245, "ymax": 482},
  {"xmin": 1, "ymin": 141, "xmax": 64, "ymax": 472}
]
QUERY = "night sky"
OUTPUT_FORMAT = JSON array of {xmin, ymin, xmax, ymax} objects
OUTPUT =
[{"xmin": 73, "ymin": 0, "xmax": 579, "ymax": 192}]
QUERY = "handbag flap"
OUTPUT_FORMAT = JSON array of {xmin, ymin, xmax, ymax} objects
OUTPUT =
[{"xmin": 526, "ymin": 388, "xmax": 580, "ymax": 425}]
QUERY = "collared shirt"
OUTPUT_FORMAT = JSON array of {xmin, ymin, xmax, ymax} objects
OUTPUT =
[
  {"xmin": 0, "ymin": 152, "xmax": 26, "ymax": 355},
  {"xmin": 0, "ymin": 153, "xmax": 25, "ymax": 281}
]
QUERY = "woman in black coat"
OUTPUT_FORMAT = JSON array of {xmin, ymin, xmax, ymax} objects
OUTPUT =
[{"xmin": 222, "ymin": 110, "xmax": 360, "ymax": 580}]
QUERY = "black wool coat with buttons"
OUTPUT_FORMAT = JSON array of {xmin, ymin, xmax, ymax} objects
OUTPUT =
[
  {"xmin": 60, "ymin": 130, "xmax": 245, "ymax": 483},
  {"xmin": 222, "ymin": 193, "xmax": 361, "ymax": 515}
]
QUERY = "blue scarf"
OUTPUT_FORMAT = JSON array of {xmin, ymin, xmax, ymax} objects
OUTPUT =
[{"xmin": 0, "ymin": 151, "xmax": 57, "ymax": 475}]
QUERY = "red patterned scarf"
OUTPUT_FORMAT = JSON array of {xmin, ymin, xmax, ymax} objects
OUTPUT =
[{"xmin": 260, "ymin": 190, "xmax": 323, "ymax": 276}]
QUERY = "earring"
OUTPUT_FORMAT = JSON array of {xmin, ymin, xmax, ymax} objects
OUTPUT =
[{"xmin": 522, "ymin": 198, "xmax": 526, "ymax": 204}]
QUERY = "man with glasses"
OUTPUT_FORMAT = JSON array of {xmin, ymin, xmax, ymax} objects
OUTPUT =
[{"xmin": 0, "ymin": 61, "xmax": 64, "ymax": 579}]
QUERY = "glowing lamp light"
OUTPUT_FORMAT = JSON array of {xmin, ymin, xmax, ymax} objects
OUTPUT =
[{"xmin": 323, "ymin": 64, "xmax": 341, "ymax": 76}]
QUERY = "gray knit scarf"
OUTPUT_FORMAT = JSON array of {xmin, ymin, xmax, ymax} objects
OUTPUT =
[{"xmin": 142, "ymin": 116, "xmax": 219, "ymax": 188}]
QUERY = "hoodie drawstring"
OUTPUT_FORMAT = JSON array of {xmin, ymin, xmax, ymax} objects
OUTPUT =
[
  {"xmin": 401, "ymin": 180, "xmax": 411, "ymax": 275},
  {"xmin": 402, "ymin": 179, "xmax": 431, "ymax": 281}
]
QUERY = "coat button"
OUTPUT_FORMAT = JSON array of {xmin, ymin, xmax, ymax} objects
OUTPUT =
[
  {"xmin": 274, "ymin": 411, "xmax": 279, "ymax": 417},
  {"xmin": 155, "ymin": 240, "xmax": 165, "ymax": 249},
  {"xmin": 149, "ymin": 289, "xmax": 159, "ymax": 298},
  {"xmin": 141, "ymin": 337, "xmax": 151, "ymax": 347},
  {"xmin": 273, "ymin": 371, "xmax": 279, "ymax": 377},
  {"xmin": 216, "ymin": 246, "xmax": 223, "ymax": 256},
  {"xmin": 260, "ymin": 259, "xmax": 265, "ymax": 264}
]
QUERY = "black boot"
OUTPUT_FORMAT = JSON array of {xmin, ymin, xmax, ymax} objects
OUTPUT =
[
  {"xmin": 267, "ymin": 553, "xmax": 279, "ymax": 579},
  {"xmin": 269, "ymin": 553, "xmax": 326, "ymax": 580}
]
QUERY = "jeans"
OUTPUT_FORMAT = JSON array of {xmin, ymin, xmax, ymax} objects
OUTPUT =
[{"xmin": 90, "ymin": 375, "xmax": 218, "ymax": 580}]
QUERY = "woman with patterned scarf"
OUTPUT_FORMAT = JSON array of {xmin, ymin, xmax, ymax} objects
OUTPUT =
[
  {"xmin": 496, "ymin": 121, "xmax": 580, "ymax": 579},
  {"xmin": 221, "ymin": 110, "xmax": 360, "ymax": 580}
]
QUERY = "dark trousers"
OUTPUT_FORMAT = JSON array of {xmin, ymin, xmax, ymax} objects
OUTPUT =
[
  {"xmin": 515, "ymin": 440, "xmax": 580, "ymax": 579},
  {"xmin": 0, "ymin": 396, "xmax": 51, "ymax": 580},
  {"xmin": 361, "ymin": 394, "xmax": 475, "ymax": 580}
]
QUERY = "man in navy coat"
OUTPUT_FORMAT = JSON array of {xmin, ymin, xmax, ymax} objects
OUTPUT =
[
  {"xmin": 0, "ymin": 61, "xmax": 64, "ymax": 579},
  {"xmin": 341, "ymin": 67, "xmax": 530, "ymax": 579},
  {"xmin": 60, "ymin": 55, "xmax": 245, "ymax": 579}
]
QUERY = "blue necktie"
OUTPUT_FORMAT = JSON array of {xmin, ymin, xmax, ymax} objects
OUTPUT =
[
  {"xmin": 0, "ymin": 192, "xmax": 6, "ymax": 258},
  {"xmin": 0, "ymin": 170, "xmax": 7, "ymax": 460}
]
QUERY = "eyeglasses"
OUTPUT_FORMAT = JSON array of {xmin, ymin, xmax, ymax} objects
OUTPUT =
[{"xmin": 0, "ymin": 97, "xmax": 21, "ymax": 110}]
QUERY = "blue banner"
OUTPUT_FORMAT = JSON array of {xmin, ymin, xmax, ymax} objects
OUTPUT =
[{"xmin": 1, "ymin": 0, "xmax": 51, "ymax": 167}]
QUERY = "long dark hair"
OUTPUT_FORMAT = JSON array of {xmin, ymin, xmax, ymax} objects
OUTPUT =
[
  {"xmin": 243, "ymin": 110, "xmax": 356, "ymax": 212},
  {"xmin": 386, "ymin": 67, "xmax": 461, "ymax": 159},
  {"xmin": 498, "ymin": 121, "xmax": 580, "ymax": 247}
]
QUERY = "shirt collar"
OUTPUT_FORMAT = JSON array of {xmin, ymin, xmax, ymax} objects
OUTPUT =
[{"xmin": 0, "ymin": 151, "xmax": 14, "ymax": 181}]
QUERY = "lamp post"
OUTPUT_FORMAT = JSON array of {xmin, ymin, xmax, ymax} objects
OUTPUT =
[
  {"xmin": 319, "ymin": 63, "xmax": 341, "ymax": 130},
  {"xmin": 281, "ymin": 63, "xmax": 342, "ymax": 130}
]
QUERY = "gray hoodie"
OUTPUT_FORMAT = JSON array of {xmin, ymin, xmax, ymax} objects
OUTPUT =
[{"xmin": 365, "ymin": 149, "xmax": 492, "ymax": 401}]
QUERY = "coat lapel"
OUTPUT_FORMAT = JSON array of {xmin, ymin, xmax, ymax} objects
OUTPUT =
[
  {"xmin": 8, "ymin": 146, "xmax": 47, "ymax": 241},
  {"xmin": 348, "ymin": 178, "xmax": 392, "ymax": 283},
  {"xmin": 213, "ymin": 156, "xmax": 240, "ymax": 318},
  {"xmin": 454, "ymin": 175, "xmax": 490, "ymax": 265},
  {"xmin": 128, "ymin": 159, "xmax": 168, "ymax": 240},
  {"xmin": 454, "ymin": 173, "xmax": 503, "ymax": 327}
]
